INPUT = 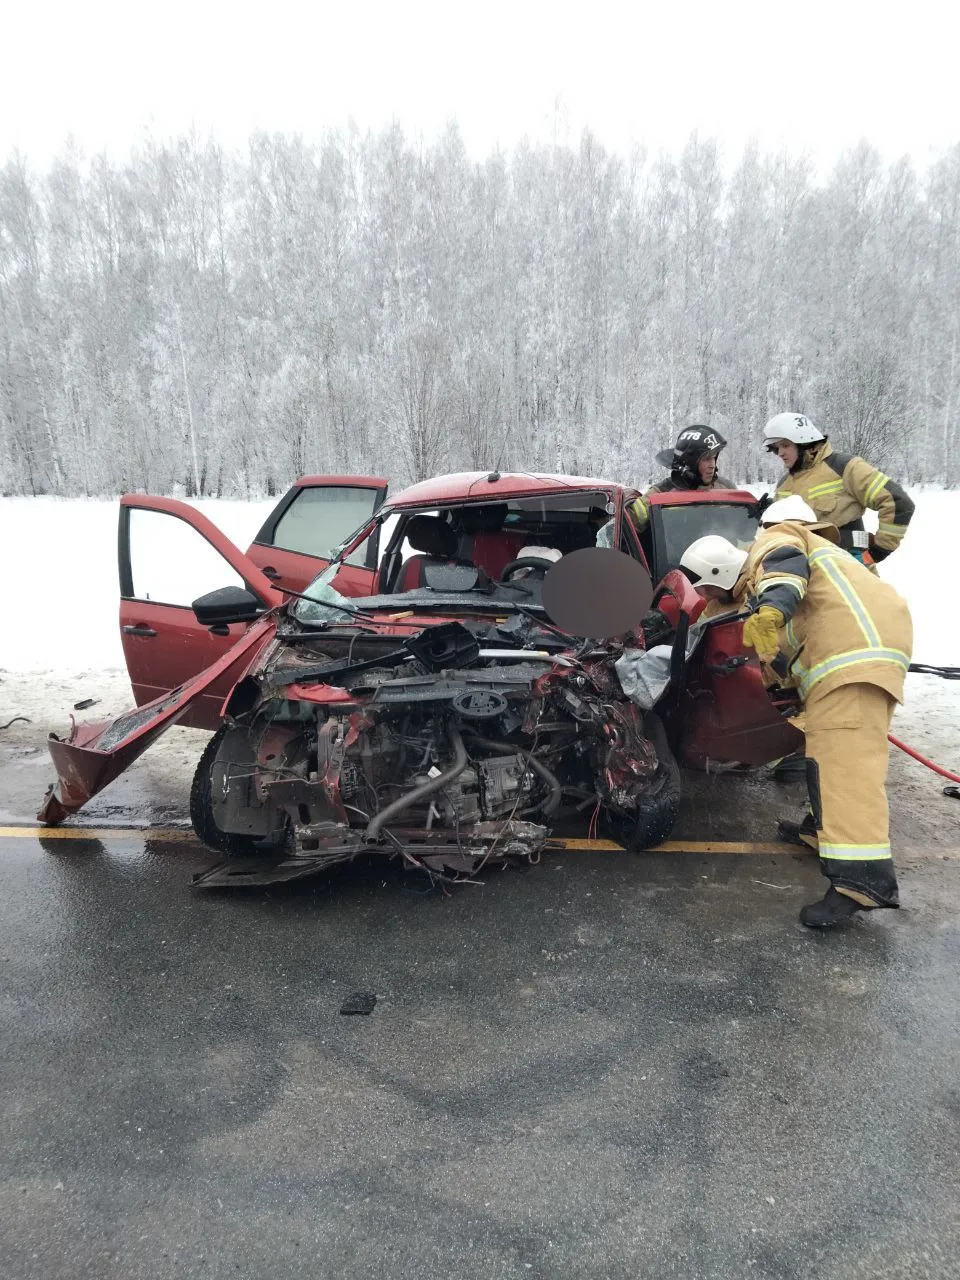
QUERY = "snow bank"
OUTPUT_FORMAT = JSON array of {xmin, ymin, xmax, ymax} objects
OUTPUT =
[
  {"xmin": 0, "ymin": 489, "xmax": 954, "ymax": 674},
  {"xmin": 875, "ymin": 489, "xmax": 956, "ymax": 667},
  {"xmin": 0, "ymin": 496, "xmax": 275, "ymax": 674}
]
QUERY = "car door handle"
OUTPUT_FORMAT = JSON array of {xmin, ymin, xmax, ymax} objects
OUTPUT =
[
  {"xmin": 121, "ymin": 624, "xmax": 157, "ymax": 637},
  {"xmin": 261, "ymin": 566, "xmax": 281, "ymax": 580},
  {"xmin": 706, "ymin": 655, "xmax": 748, "ymax": 675}
]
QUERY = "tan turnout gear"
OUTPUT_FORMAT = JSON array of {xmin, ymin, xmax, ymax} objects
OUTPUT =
[
  {"xmin": 739, "ymin": 522, "xmax": 912, "ymax": 706},
  {"xmin": 802, "ymin": 683, "xmax": 898, "ymax": 906},
  {"xmin": 775, "ymin": 441, "xmax": 914, "ymax": 563},
  {"xmin": 734, "ymin": 519, "xmax": 913, "ymax": 907}
]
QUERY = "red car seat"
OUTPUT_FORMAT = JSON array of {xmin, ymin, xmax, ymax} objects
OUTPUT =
[
  {"xmin": 451, "ymin": 503, "xmax": 524, "ymax": 579},
  {"xmin": 397, "ymin": 515, "xmax": 464, "ymax": 590},
  {"xmin": 469, "ymin": 530, "xmax": 526, "ymax": 578}
]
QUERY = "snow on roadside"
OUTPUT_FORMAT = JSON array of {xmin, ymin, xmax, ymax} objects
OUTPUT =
[
  {"xmin": 0, "ymin": 495, "xmax": 276, "ymax": 674},
  {"xmin": 871, "ymin": 489, "xmax": 957, "ymax": 667}
]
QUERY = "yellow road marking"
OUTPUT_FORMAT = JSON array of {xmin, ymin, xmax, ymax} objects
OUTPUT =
[
  {"xmin": 0, "ymin": 826, "xmax": 196, "ymax": 842},
  {"xmin": 550, "ymin": 838, "xmax": 802, "ymax": 854},
  {"xmin": 1, "ymin": 827, "xmax": 796, "ymax": 854},
  {"xmin": 3, "ymin": 828, "xmax": 957, "ymax": 860}
]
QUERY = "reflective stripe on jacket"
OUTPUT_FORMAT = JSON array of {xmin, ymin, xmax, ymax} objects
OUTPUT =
[
  {"xmin": 735, "ymin": 522, "xmax": 913, "ymax": 705},
  {"xmin": 775, "ymin": 442, "xmax": 913, "ymax": 559},
  {"xmin": 629, "ymin": 474, "xmax": 736, "ymax": 531}
]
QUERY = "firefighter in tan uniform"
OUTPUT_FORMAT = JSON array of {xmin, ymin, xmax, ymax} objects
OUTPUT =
[
  {"xmin": 763, "ymin": 412, "xmax": 914, "ymax": 568},
  {"xmin": 679, "ymin": 494, "xmax": 913, "ymax": 928},
  {"xmin": 629, "ymin": 426, "xmax": 735, "ymax": 532}
]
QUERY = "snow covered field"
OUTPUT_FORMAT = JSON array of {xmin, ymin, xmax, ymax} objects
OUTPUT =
[{"xmin": 0, "ymin": 495, "xmax": 278, "ymax": 674}]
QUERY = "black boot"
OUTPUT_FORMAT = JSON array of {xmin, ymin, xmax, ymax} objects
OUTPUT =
[
  {"xmin": 800, "ymin": 887, "xmax": 868, "ymax": 929},
  {"xmin": 768, "ymin": 751, "xmax": 808, "ymax": 784},
  {"xmin": 777, "ymin": 812, "xmax": 818, "ymax": 849}
]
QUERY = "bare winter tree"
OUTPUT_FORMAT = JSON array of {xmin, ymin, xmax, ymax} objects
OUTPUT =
[{"xmin": 0, "ymin": 129, "xmax": 958, "ymax": 496}]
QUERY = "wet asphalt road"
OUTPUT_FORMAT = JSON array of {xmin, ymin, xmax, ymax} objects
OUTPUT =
[{"xmin": 2, "ymin": 831, "xmax": 960, "ymax": 1280}]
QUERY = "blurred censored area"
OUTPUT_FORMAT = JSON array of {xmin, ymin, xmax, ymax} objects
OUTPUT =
[{"xmin": 542, "ymin": 547, "xmax": 653, "ymax": 639}]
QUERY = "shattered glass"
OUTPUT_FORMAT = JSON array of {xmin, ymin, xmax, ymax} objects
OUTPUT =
[{"xmin": 95, "ymin": 688, "xmax": 185, "ymax": 752}]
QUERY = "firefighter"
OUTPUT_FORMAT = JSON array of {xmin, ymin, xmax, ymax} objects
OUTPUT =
[
  {"xmin": 679, "ymin": 494, "xmax": 913, "ymax": 928},
  {"xmin": 629, "ymin": 425, "xmax": 734, "ymax": 532},
  {"xmin": 763, "ymin": 412, "xmax": 914, "ymax": 567}
]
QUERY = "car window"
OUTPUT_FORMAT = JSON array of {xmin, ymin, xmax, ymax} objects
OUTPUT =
[
  {"xmin": 596, "ymin": 513, "xmax": 649, "ymax": 568},
  {"xmin": 656, "ymin": 503, "xmax": 759, "ymax": 576},
  {"xmin": 326, "ymin": 511, "xmax": 409, "ymax": 582},
  {"xmin": 269, "ymin": 487, "xmax": 384, "ymax": 564},
  {"xmin": 126, "ymin": 507, "xmax": 245, "ymax": 606},
  {"xmin": 618, "ymin": 520, "xmax": 645, "ymax": 561}
]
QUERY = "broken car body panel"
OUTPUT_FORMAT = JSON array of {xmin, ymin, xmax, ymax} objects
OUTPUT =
[
  {"xmin": 679, "ymin": 615, "xmax": 804, "ymax": 768},
  {"xmin": 38, "ymin": 616, "xmax": 278, "ymax": 824}
]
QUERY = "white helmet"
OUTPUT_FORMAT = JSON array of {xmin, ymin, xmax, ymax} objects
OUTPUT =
[
  {"xmin": 760, "ymin": 495, "xmax": 818, "ymax": 525},
  {"xmin": 679, "ymin": 535, "xmax": 748, "ymax": 591},
  {"xmin": 763, "ymin": 412, "xmax": 825, "ymax": 447}
]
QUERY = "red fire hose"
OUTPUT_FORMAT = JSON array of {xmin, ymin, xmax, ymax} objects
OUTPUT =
[
  {"xmin": 888, "ymin": 665, "xmax": 960, "ymax": 793},
  {"xmin": 888, "ymin": 735, "xmax": 960, "ymax": 785}
]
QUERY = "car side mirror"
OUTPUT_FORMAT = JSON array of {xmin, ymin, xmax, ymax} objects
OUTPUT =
[{"xmin": 192, "ymin": 586, "xmax": 266, "ymax": 629}]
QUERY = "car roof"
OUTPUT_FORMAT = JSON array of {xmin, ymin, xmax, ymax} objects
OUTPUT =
[
  {"xmin": 646, "ymin": 488, "xmax": 756, "ymax": 505},
  {"xmin": 385, "ymin": 471, "xmax": 631, "ymax": 508}
]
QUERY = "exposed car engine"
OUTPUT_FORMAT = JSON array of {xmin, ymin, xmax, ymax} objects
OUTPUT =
[{"xmin": 189, "ymin": 620, "xmax": 679, "ymax": 885}]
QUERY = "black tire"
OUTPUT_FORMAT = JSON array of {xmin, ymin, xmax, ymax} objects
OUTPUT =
[
  {"xmin": 602, "ymin": 713, "xmax": 682, "ymax": 851},
  {"xmin": 189, "ymin": 726, "xmax": 260, "ymax": 858}
]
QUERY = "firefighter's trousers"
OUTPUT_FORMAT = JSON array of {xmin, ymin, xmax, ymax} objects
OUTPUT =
[{"xmin": 803, "ymin": 681, "xmax": 899, "ymax": 908}]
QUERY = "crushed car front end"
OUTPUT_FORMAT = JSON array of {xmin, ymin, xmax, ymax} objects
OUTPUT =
[
  {"xmin": 41, "ymin": 473, "xmax": 802, "ymax": 891},
  {"xmin": 189, "ymin": 611, "xmax": 681, "ymax": 886}
]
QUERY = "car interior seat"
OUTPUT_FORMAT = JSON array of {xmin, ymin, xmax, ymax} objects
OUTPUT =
[
  {"xmin": 398, "ymin": 515, "xmax": 470, "ymax": 590},
  {"xmin": 453, "ymin": 503, "xmax": 525, "ymax": 579}
]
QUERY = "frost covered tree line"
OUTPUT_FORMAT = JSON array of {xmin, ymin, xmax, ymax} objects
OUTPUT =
[{"xmin": 1, "ymin": 125, "xmax": 959, "ymax": 497}]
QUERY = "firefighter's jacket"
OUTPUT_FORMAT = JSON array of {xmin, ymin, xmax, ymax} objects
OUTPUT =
[
  {"xmin": 629, "ymin": 474, "xmax": 736, "ymax": 531},
  {"xmin": 734, "ymin": 522, "xmax": 913, "ymax": 706},
  {"xmin": 775, "ymin": 442, "xmax": 913, "ymax": 560}
]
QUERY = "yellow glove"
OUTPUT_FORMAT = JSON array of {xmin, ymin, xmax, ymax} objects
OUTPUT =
[{"xmin": 742, "ymin": 605, "xmax": 784, "ymax": 662}]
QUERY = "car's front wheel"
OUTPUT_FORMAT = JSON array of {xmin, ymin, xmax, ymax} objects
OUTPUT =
[
  {"xmin": 189, "ymin": 726, "xmax": 262, "ymax": 857},
  {"xmin": 601, "ymin": 713, "xmax": 682, "ymax": 851}
]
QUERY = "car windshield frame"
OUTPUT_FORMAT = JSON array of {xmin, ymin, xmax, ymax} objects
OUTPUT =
[
  {"xmin": 291, "ymin": 489, "xmax": 621, "ymax": 625},
  {"xmin": 651, "ymin": 500, "xmax": 760, "ymax": 579}
]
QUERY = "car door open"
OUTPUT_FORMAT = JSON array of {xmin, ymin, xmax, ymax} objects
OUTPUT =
[
  {"xmin": 246, "ymin": 475, "xmax": 388, "ymax": 594},
  {"xmin": 118, "ymin": 495, "xmax": 284, "ymax": 729},
  {"xmin": 678, "ymin": 611, "xmax": 804, "ymax": 768}
]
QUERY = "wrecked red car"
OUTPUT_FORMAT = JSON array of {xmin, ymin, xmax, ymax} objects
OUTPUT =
[{"xmin": 39, "ymin": 472, "xmax": 801, "ymax": 886}]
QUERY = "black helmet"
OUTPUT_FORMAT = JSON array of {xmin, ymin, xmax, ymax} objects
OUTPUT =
[{"xmin": 656, "ymin": 425, "xmax": 727, "ymax": 488}]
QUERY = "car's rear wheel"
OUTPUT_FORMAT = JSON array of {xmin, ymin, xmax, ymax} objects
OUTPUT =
[
  {"xmin": 601, "ymin": 713, "xmax": 682, "ymax": 851},
  {"xmin": 189, "ymin": 726, "xmax": 262, "ymax": 857}
]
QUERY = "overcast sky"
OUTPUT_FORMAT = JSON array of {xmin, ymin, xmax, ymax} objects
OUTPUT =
[{"xmin": 4, "ymin": 0, "xmax": 959, "ymax": 171}]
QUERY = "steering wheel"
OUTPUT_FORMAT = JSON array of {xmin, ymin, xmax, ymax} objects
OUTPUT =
[{"xmin": 499, "ymin": 556, "xmax": 558, "ymax": 583}]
